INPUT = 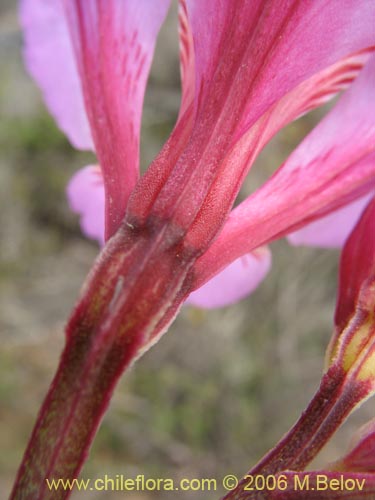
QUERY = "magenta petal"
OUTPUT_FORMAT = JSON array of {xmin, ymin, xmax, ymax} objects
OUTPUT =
[
  {"xmin": 193, "ymin": 55, "xmax": 375, "ymax": 289},
  {"xmin": 64, "ymin": 0, "xmax": 171, "ymax": 240},
  {"xmin": 66, "ymin": 165, "xmax": 105, "ymax": 246},
  {"xmin": 187, "ymin": 248, "xmax": 271, "ymax": 309},
  {"xmin": 288, "ymin": 192, "xmax": 375, "ymax": 248},
  {"xmin": 142, "ymin": 0, "xmax": 375, "ymax": 253},
  {"xmin": 186, "ymin": 0, "xmax": 375, "ymax": 139},
  {"xmin": 20, "ymin": 0, "xmax": 93, "ymax": 150},
  {"xmin": 178, "ymin": 0, "xmax": 195, "ymax": 119},
  {"xmin": 127, "ymin": 0, "xmax": 196, "ymax": 222}
]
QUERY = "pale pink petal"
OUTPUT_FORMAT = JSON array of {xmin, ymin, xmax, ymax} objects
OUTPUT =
[
  {"xmin": 66, "ymin": 165, "xmax": 105, "ymax": 246},
  {"xmin": 63, "ymin": 0, "xmax": 171, "ymax": 239},
  {"xmin": 192, "ymin": 55, "xmax": 375, "ymax": 289},
  {"xmin": 186, "ymin": 248, "xmax": 271, "ymax": 309},
  {"xmin": 20, "ymin": 0, "xmax": 93, "ymax": 150},
  {"xmin": 135, "ymin": 0, "xmax": 375, "ymax": 252},
  {"xmin": 288, "ymin": 192, "xmax": 375, "ymax": 248}
]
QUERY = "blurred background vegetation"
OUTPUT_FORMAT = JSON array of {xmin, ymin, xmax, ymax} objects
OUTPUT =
[{"xmin": 1, "ymin": 2, "xmax": 374, "ymax": 499}]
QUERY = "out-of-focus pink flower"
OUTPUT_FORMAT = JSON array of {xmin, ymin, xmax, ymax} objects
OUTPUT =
[
  {"xmin": 66, "ymin": 165, "xmax": 105, "ymax": 245},
  {"xmin": 288, "ymin": 193, "xmax": 374, "ymax": 249},
  {"xmin": 186, "ymin": 247, "xmax": 271, "ymax": 309},
  {"xmin": 20, "ymin": 0, "xmax": 375, "ymax": 308}
]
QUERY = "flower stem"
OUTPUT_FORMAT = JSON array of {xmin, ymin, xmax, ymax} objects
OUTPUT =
[
  {"xmin": 223, "ymin": 365, "xmax": 367, "ymax": 500},
  {"xmin": 11, "ymin": 330, "xmax": 131, "ymax": 500},
  {"xmin": 10, "ymin": 225, "xmax": 195, "ymax": 500}
]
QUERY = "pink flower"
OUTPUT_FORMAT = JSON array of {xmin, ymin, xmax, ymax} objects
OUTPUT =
[
  {"xmin": 21, "ymin": 0, "xmax": 375, "ymax": 309},
  {"xmin": 13, "ymin": 3, "xmax": 375, "ymax": 497}
]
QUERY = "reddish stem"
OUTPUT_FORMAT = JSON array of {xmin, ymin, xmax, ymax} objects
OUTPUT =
[
  {"xmin": 11, "ymin": 330, "xmax": 134, "ymax": 500},
  {"xmin": 10, "ymin": 224, "xmax": 196, "ymax": 500},
  {"xmin": 223, "ymin": 366, "xmax": 367, "ymax": 500}
]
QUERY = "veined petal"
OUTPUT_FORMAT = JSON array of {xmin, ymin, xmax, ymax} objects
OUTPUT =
[
  {"xmin": 63, "ymin": 0, "xmax": 171, "ymax": 239},
  {"xmin": 20, "ymin": 0, "xmax": 93, "ymax": 150},
  {"xmin": 178, "ymin": 0, "xmax": 195, "ymax": 119},
  {"xmin": 288, "ymin": 192, "xmax": 375, "ymax": 248},
  {"xmin": 186, "ymin": 0, "xmax": 375, "ymax": 137},
  {"xmin": 192, "ymin": 55, "xmax": 375, "ymax": 289},
  {"xmin": 66, "ymin": 165, "xmax": 105, "ymax": 246},
  {"xmin": 126, "ymin": 1, "xmax": 196, "ymax": 221},
  {"xmin": 133, "ymin": 0, "xmax": 375, "ymax": 253},
  {"xmin": 186, "ymin": 247, "xmax": 271, "ymax": 309}
]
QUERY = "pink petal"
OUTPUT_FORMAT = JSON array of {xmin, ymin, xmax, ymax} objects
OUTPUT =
[
  {"xmin": 186, "ymin": 247, "xmax": 271, "ymax": 309},
  {"xmin": 186, "ymin": 0, "xmax": 375, "ymax": 137},
  {"xmin": 20, "ymin": 0, "xmax": 93, "ymax": 150},
  {"xmin": 66, "ymin": 165, "xmax": 105, "ymax": 246},
  {"xmin": 126, "ymin": 1, "xmax": 196, "ymax": 222},
  {"xmin": 288, "ymin": 192, "xmax": 375, "ymax": 248},
  {"xmin": 178, "ymin": 0, "xmax": 195, "ymax": 119},
  {"xmin": 193, "ymin": 55, "xmax": 375, "ymax": 289},
  {"xmin": 132, "ymin": 0, "xmax": 375, "ymax": 255},
  {"xmin": 63, "ymin": 0, "xmax": 171, "ymax": 239}
]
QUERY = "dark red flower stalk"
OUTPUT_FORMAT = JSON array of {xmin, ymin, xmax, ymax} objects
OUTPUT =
[{"xmin": 223, "ymin": 195, "xmax": 375, "ymax": 499}]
